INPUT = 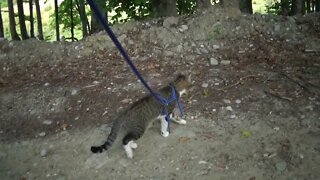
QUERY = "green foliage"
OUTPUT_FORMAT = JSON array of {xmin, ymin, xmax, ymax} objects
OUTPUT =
[
  {"xmin": 0, "ymin": 0, "xmax": 8, "ymax": 8},
  {"xmin": 107, "ymin": 0, "xmax": 197, "ymax": 24},
  {"xmin": 265, "ymin": 0, "xmax": 291, "ymax": 15},
  {"xmin": 51, "ymin": 0, "xmax": 81, "ymax": 30},
  {"xmin": 177, "ymin": 0, "xmax": 196, "ymax": 15}
]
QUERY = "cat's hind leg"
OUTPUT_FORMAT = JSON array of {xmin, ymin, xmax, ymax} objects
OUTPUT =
[{"xmin": 122, "ymin": 132, "xmax": 139, "ymax": 158}]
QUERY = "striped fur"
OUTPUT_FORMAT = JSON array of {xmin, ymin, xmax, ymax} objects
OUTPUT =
[{"xmin": 90, "ymin": 74, "xmax": 191, "ymax": 157}]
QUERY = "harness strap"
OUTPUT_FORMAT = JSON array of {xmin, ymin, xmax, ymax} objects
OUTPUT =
[{"xmin": 86, "ymin": 0, "xmax": 184, "ymax": 131}]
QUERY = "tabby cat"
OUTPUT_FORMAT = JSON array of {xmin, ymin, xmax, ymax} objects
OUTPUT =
[{"xmin": 90, "ymin": 74, "xmax": 191, "ymax": 158}]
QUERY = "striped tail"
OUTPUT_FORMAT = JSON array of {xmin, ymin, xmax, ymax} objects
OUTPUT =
[{"xmin": 91, "ymin": 122, "xmax": 121, "ymax": 153}]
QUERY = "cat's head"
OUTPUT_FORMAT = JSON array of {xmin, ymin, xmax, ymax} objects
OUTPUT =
[{"xmin": 172, "ymin": 74, "xmax": 192, "ymax": 96}]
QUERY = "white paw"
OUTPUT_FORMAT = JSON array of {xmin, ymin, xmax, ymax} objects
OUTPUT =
[
  {"xmin": 161, "ymin": 131, "xmax": 169, "ymax": 137},
  {"xmin": 177, "ymin": 119, "xmax": 187, "ymax": 125},
  {"xmin": 130, "ymin": 142, "xmax": 138, "ymax": 149},
  {"xmin": 126, "ymin": 151, "xmax": 133, "ymax": 159}
]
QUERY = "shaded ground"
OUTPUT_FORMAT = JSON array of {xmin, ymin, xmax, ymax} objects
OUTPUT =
[{"xmin": 0, "ymin": 8, "xmax": 319, "ymax": 179}]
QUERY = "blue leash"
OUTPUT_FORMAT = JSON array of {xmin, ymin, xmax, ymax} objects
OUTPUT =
[{"xmin": 86, "ymin": 0, "xmax": 184, "ymax": 130}]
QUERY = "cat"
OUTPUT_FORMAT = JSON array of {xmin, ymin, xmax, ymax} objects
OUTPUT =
[{"xmin": 90, "ymin": 74, "xmax": 191, "ymax": 158}]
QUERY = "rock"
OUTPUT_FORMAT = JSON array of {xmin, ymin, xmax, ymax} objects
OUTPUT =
[
  {"xmin": 223, "ymin": 99, "xmax": 231, "ymax": 104},
  {"xmin": 118, "ymin": 34, "xmax": 127, "ymax": 43},
  {"xmin": 274, "ymin": 24, "xmax": 281, "ymax": 32},
  {"xmin": 201, "ymin": 83, "xmax": 209, "ymax": 88},
  {"xmin": 164, "ymin": 51, "xmax": 174, "ymax": 57},
  {"xmin": 213, "ymin": 44, "xmax": 220, "ymax": 50},
  {"xmin": 40, "ymin": 149, "xmax": 47, "ymax": 157},
  {"xmin": 179, "ymin": 25, "xmax": 189, "ymax": 32},
  {"xmin": 210, "ymin": 58, "xmax": 219, "ymax": 65},
  {"xmin": 275, "ymin": 161, "xmax": 287, "ymax": 172},
  {"xmin": 198, "ymin": 160, "xmax": 207, "ymax": 164},
  {"xmin": 71, "ymin": 89, "xmax": 78, "ymax": 95},
  {"xmin": 221, "ymin": 60, "xmax": 231, "ymax": 65},
  {"xmin": 43, "ymin": 120, "xmax": 52, "ymax": 125},
  {"xmin": 163, "ymin": 17, "xmax": 179, "ymax": 28},
  {"xmin": 39, "ymin": 132, "xmax": 46, "ymax": 137},
  {"xmin": 235, "ymin": 99, "xmax": 242, "ymax": 104},
  {"xmin": 177, "ymin": 45, "xmax": 183, "ymax": 53},
  {"xmin": 226, "ymin": 106, "xmax": 233, "ymax": 111}
]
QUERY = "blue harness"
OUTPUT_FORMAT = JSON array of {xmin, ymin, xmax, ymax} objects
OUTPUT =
[{"xmin": 86, "ymin": 0, "xmax": 184, "ymax": 131}]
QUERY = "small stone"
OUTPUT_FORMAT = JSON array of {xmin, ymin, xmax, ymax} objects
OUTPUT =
[
  {"xmin": 179, "ymin": 25, "xmax": 188, "ymax": 32},
  {"xmin": 164, "ymin": 51, "xmax": 174, "ymax": 57},
  {"xmin": 210, "ymin": 58, "xmax": 219, "ymax": 65},
  {"xmin": 39, "ymin": 132, "xmax": 46, "ymax": 137},
  {"xmin": 223, "ymin": 99, "xmax": 231, "ymax": 104},
  {"xmin": 230, "ymin": 115, "xmax": 236, "ymax": 119},
  {"xmin": 43, "ymin": 120, "xmax": 52, "ymax": 125},
  {"xmin": 40, "ymin": 149, "xmax": 47, "ymax": 157},
  {"xmin": 93, "ymin": 81, "xmax": 99, "ymax": 85},
  {"xmin": 235, "ymin": 99, "xmax": 242, "ymax": 104},
  {"xmin": 213, "ymin": 44, "xmax": 220, "ymax": 49},
  {"xmin": 177, "ymin": 45, "xmax": 183, "ymax": 52},
  {"xmin": 273, "ymin": 127, "xmax": 280, "ymax": 131},
  {"xmin": 44, "ymin": 82, "xmax": 50, "ymax": 86},
  {"xmin": 226, "ymin": 106, "xmax": 233, "ymax": 111},
  {"xmin": 71, "ymin": 89, "xmax": 78, "ymax": 95},
  {"xmin": 201, "ymin": 83, "xmax": 209, "ymax": 88},
  {"xmin": 163, "ymin": 17, "xmax": 179, "ymax": 28},
  {"xmin": 275, "ymin": 161, "xmax": 287, "ymax": 172},
  {"xmin": 198, "ymin": 160, "xmax": 207, "ymax": 164},
  {"xmin": 221, "ymin": 60, "xmax": 231, "ymax": 65}
]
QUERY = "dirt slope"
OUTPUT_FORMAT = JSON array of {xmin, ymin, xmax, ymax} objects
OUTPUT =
[{"xmin": 0, "ymin": 8, "xmax": 319, "ymax": 180}]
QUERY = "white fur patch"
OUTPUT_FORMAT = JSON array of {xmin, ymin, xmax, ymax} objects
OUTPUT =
[
  {"xmin": 129, "ymin": 141, "xmax": 138, "ymax": 149},
  {"xmin": 123, "ymin": 141, "xmax": 134, "ymax": 159},
  {"xmin": 174, "ymin": 118, "xmax": 187, "ymax": 125},
  {"xmin": 159, "ymin": 116, "xmax": 169, "ymax": 137},
  {"xmin": 179, "ymin": 89, "xmax": 187, "ymax": 96}
]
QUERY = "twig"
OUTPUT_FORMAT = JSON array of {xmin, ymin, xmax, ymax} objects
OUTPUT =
[
  {"xmin": 217, "ymin": 75, "xmax": 258, "ymax": 91},
  {"xmin": 280, "ymin": 73, "xmax": 311, "ymax": 93},
  {"xmin": 264, "ymin": 90, "xmax": 293, "ymax": 101}
]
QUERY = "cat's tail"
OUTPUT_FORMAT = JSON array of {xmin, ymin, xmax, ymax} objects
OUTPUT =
[{"xmin": 91, "ymin": 122, "xmax": 121, "ymax": 153}]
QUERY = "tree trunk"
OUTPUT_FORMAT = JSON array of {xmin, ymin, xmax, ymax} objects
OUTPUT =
[
  {"xmin": 150, "ymin": 0, "xmax": 177, "ymax": 17},
  {"xmin": 0, "ymin": 3, "xmax": 4, "ymax": 38},
  {"xmin": 29, "ymin": 0, "xmax": 35, "ymax": 38},
  {"xmin": 54, "ymin": 0, "xmax": 60, "ymax": 41},
  {"xmin": 239, "ymin": 0, "xmax": 253, "ymax": 14},
  {"xmin": 90, "ymin": 0, "xmax": 106, "ymax": 33},
  {"xmin": 280, "ymin": 0, "xmax": 290, "ymax": 15},
  {"xmin": 35, "ymin": 0, "xmax": 43, "ymax": 40},
  {"xmin": 316, "ymin": 0, "xmax": 320, "ymax": 12},
  {"xmin": 17, "ymin": 0, "xmax": 29, "ymax": 39},
  {"xmin": 70, "ymin": 0, "xmax": 74, "ymax": 41},
  {"xmin": 196, "ymin": 0, "xmax": 212, "ymax": 11},
  {"xmin": 290, "ymin": 0, "xmax": 305, "ymax": 15},
  {"xmin": 7, "ymin": 0, "xmax": 20, "ymax": 40},
  {"xmin": 77, "ymin": 0, "xmax": 88, "ymax": 38}
]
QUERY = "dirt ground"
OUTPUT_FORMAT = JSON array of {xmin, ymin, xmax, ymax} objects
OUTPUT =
[{"xmin": 0, "ymin": 8, "xmax": 320, "ymax": 180}]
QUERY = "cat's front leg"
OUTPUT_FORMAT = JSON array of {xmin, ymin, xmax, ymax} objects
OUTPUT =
[
  {"xmin": 159, "ymin": 116, "xmax": 169, "ymax": 137},
  {"xmin": 170, "ymin": 113, "xmax": 187, "ymax": 125}
]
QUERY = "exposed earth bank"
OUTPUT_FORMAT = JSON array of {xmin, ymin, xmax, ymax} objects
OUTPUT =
[{"xmin": 0, "ymin": 8, "xmax": 319, "ymax": 180}]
